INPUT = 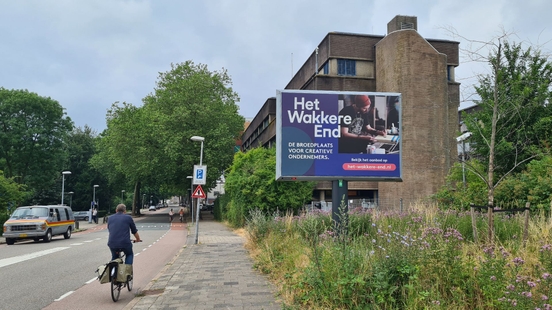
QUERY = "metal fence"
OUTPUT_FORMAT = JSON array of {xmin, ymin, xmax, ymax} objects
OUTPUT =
[{"xmin": 306, "ymin": 197, "xmax": 425, "ymax": 213}]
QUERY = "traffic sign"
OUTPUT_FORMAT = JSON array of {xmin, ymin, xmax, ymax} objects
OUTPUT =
[
  {"xmin": 193, "ymin": 165, "xmax": 207, "ymax": 185},
  {"xmin": 192, "ymin": 185, "xmax": 206, "ymax": 199}
]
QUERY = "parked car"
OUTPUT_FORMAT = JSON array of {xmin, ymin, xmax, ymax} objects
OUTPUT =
[
  {"xmin": 149, "ymin": 205, "xmax": 156, "ymax": 211},
  {"xmin": 74, "ymin": 211, "xmax": 90, "ymax": 221}
]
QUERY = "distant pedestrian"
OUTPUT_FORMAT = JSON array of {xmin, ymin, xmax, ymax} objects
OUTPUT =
[
  {"xmin": 169, "ymin": 209, "xmax": 174, "ymax": 222},
  {"xmin": 92, "ymin": 208, "xmax": 98, "ymax": 224}
]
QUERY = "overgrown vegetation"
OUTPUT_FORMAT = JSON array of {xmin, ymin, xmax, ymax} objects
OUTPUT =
[{"xmin": 245, "ymin": 205, "xmax": 552, "ymax": 309}]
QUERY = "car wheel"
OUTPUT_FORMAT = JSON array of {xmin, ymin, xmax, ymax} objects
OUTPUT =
[
  {"xmin": 64, "ymin": 227, "xmax": 72, "ymax": 239},
  {"xmin": 6, "ymin": 238, "xmax": 15, "ymax": 245},
  {"xmin": 43, "ymin": 229, "xmax": 52, "ymax": 243}
]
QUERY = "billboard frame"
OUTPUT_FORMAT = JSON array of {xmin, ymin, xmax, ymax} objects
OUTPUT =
[{"xmin": 276, "ymin": 89, "xmax": 402, "ymax": 182}]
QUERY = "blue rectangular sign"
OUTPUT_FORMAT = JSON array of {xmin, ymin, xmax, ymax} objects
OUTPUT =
[{"xmin": 276, "ymin": 90, "xmax": 402, "ymax": 181}]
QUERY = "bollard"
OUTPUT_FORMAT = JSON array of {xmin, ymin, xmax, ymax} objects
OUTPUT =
[{"xmin": 75, "ymin": 221, "xmax": 79, "ymax": 230}]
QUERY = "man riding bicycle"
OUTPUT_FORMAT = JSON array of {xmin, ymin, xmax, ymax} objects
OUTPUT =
[{"xmin": 107, "ymin": 204, "xmax": 141, "ymax": 264}]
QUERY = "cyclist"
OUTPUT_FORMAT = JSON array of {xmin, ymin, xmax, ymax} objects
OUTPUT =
[{"xmin": 107, "ymin": 204, "xmax": 141, "ymax": 265}]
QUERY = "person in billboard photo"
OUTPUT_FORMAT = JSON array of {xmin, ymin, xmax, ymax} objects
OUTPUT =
[
  {"xmin": 338, "ymin": 94, "xmax": 387, "ymax": 153},
  {"xmin": 386, "ymin": 96, "xmax": 400, "ymax": 133}
]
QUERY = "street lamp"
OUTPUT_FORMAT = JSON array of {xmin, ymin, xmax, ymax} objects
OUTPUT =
[
  {"xmin": 61, "ymin": 171, "xmax": 71, "ymax": 206},
  {"xmin": 456, "ymin": 132, "xmax": 472, "ymax": 187},
  {"xmin": 191, "ymin": 135, "xmax": 205, "ymax": 244},
  {"xmin": 91, "ymin": 185, "xmax": 99, "ymax": 223},
  {"xmin": 190, "ymin": 136, "xmax": 204, "ymax": 165},
  {"xmin": 187, "ymin": 175, "xmax": 194, "ymax": 224},
  {"xmin": 121, "ymin": 190, "xmax": 125, "ymax": 203},
  {"xmin": 68, "ymin": 191, "xmax": 74, "ymax": 208}
]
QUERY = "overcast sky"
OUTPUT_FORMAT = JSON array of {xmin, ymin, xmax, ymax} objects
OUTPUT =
[{"xmin": 1, "ymin": 0, "xmax": 551, "ymax": 132}]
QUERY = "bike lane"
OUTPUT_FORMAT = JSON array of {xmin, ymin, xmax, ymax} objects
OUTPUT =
[{"xmin": 43, "ymin": 222, "xmax": 187, "ymax": 310}]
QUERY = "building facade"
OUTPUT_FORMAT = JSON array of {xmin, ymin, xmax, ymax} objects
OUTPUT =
[{"xmin": 241, "ymin": 16, "xmax": 460, "ymax": 209}]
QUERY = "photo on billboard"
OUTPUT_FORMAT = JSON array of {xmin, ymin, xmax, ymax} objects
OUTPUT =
[{"xmin": 276, "ymin": 90, "xmax": 402, "ymax": 181}]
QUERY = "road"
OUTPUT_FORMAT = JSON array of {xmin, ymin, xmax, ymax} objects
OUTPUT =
[{"xmin": 0, "ymin": 206, "xmax": 187, "ymax": 310}]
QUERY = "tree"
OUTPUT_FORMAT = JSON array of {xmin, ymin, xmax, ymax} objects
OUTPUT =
[
  {"xmin": 142, "ymin": 61, "xmax": 245, "ymax": 193},
  {"xmin": 64, "ymin": 126, "xmax": 104, "ymax": 210},
  {"xmin": 0, "ymin": 88, "xmax": 73, "ymax": 204},
  {"xmin": 93, "ymin": 61, "xmax": 245, "ymax": 215},
  {"xmin": 0, "ymin": 171, "xmax": 25, "ymax": 214},
  {"xmin": 458, "ymin": 37, "xmax": 552, "ymax": 239},
  {"xmin": 92, "ymin": 102, "xmax": 156, "ymax": 215},
  {"xmin": 224, "ymin": 147, "xmax": 316, "ymax": 227}
]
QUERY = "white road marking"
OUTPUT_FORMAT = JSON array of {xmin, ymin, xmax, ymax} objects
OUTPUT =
[
  {"xmin": 86, "ymin": 278, "xmax": 96, "ymax": 284},
  {"xmin": 70, "ymin": 243, "xmax": 84, "ymax": 246},
  {"xmin": 0, "ymin": 247, "xmax": 70, "ymax": 268},
  {"xmin": 54, "ymin": 291, "xmax": 74, "ymax": 301}
]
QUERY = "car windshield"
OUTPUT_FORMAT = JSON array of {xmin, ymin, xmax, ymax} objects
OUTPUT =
[{"xmin": 11, "ymin": 207, "xmax": 49, "ymax": 219}]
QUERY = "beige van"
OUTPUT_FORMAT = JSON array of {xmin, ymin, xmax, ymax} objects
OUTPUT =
[{"xmin": 3, "ymin": 205, "xmax": 75, "ymax": 245}]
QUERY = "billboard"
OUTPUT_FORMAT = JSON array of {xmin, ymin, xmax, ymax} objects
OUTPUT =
[{"xmin": 276, "ymin": 90, "xmax": 402, "ymax": 181}]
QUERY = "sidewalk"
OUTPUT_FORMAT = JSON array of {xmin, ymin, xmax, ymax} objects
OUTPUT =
[{"xmin": 125, "ymin": 211, "xmax": 282, "ymax": 310}]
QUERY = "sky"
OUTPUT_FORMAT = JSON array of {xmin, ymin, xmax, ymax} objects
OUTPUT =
[{"xmin": 1, "ymin": 0, "xmax": 551, "ymax": 132}]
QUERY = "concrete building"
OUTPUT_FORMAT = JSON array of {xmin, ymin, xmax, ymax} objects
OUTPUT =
[{"xmin": 241, "ymin": 15, "xmax": 460, "ymax": 209}]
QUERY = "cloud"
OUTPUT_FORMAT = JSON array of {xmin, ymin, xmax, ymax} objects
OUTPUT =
[{"xmin": 0, "ymin": 0, "xmax": 550, "ymax": 130}]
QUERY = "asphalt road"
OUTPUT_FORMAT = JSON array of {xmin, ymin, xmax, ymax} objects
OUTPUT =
[{"xmin": 0, "ymin": 206, "xmax": 187, "ymax": 310}]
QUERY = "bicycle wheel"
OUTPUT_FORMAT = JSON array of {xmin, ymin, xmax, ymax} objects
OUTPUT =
[
  {"xmin": 110, "ymin": 267, "xmax": 121, "ymax": 302},
  {"xmin": 127, "ymin": 275, "xmax": 133, "ymax": 291}
]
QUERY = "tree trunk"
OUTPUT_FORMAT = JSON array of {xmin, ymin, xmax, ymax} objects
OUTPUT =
[{"xmin": 132, "ymin": 181, "xmax": 141, "ymax": 216}]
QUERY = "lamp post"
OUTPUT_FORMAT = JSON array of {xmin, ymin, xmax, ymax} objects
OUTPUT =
[
  {"xmin": 91, "ymin": 185, "xmax": 99, "ymax": 223},
  {"xmin": 191, "ymin": 135, "xmax": 205, "ymax": 244},
  {"xmin": 61, "ymin": 171, "xmax": 71, "ymax": 206},
  {"xmin": 456, "ymin": 132, "xmax": 472, "ymax": 188},
  {"xmin": 142, "ymin": 194, "xmax": 146, "ymax": 209},
  {"xmin": 121, "ymin": 190, "xmax": 125, "ymax": 203},
  {"xmin": 68, "ymin": 191, "xmax": 74, "ymax": 208},
  {"xmin": 187, "ymin": 175, "xmax": 194, "ymax": 224}
]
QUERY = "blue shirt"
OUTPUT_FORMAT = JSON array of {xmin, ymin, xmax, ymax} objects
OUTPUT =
[{"xmin": 107, "ymin": 212, "xmax": 138, "ymax": 248}]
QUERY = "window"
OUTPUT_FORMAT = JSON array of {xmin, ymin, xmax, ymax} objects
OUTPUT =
[
  {"xmin": 323, "ymin": 62, "xmax": 329, "ymax": 74},
  {"xmin": 337, "ymin": 59, "xmax": 356, "ymax": 76}
]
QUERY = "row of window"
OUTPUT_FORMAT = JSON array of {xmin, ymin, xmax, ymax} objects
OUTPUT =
[
  {"xmin": 323, "ymin": 59, "xmax": 357, "ymax": 76},
  {"xmin": 242, "ymin": 116, "xmax": 271, "ymax": 151}
]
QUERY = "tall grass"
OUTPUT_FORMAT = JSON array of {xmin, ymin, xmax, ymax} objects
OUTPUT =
[{"xmin": 245, "ymin": 204, "xmax": 552, "ymax": 309}]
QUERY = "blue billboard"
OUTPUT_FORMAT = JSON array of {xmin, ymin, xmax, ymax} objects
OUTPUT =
[{"xmin": 276, "ymin": 90, "xmax": 402, "ymax": 181}]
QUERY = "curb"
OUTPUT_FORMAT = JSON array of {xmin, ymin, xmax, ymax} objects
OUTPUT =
[{"xmin": 123, "ymin": 227, "xmax": 190, "ymax": 310}]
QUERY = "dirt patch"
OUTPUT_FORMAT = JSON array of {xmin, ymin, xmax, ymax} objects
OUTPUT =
[{"xmin": 140, "ymin": 288, "xmax": 165, "ymax": 296}]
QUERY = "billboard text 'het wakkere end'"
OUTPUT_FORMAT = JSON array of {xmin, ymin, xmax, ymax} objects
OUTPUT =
[{"xmin": 276, "ymin": 90, "xmax": 402, "ymax": 181}]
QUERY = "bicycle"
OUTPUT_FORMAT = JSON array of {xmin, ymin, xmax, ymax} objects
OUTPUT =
[{"xmin": 108, "ymin": 240, "xmax": 142, "ymax": 302}]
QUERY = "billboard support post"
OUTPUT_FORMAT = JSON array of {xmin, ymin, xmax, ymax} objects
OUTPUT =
[{"xmin": 332, "ymin": 179, "xmax": 348, "ymax": 237}]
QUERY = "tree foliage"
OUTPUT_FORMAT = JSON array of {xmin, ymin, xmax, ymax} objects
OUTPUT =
[
  {"xmin": 457, "ymin": 38, "xmax": 552, "ymax": 218},
  {"xmin": 64, "ymin": 126, "xmax": 105, "ymax": 211},
  {"xmin": 0, "ymin": 171, "xmax": 25, "ymax": 213},
  {"xmin": 94, "ymin": 61, "xmax": 245, "ymax": 214},
  {"xmin": 464, "ymin": 40, "xmax": 552, "ymax": 186},
  {"xmin": 0, "ymin": 88, "xmax": 73, "ymax": 204},
  {"xmin": 224, "ymin": 147, "xmax": 315, "ymax": 227},
  {"xmin": 495, "ymin": 155, "xmax": 552, "ymax": 213},
  {"xmin": 142, "ymin": 61, "xmax": 245, "ymax": 191}
]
